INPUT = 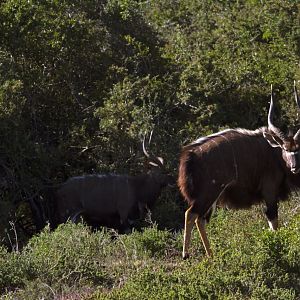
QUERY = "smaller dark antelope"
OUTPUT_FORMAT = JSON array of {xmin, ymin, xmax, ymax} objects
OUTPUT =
[
  {"xmin": 178, "ymin": 82, "xmax": 300, "ymax": 259},
  {"xmin": 52, "ymin": 134, "xmax": 174, "ymax": 231}
]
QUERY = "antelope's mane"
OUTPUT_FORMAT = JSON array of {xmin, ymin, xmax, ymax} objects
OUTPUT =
[{"xmin": 187, "ymin": 127, "xmax": 266, "ymax": 148}]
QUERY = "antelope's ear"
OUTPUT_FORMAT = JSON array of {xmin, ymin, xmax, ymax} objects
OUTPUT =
[{"xmin": 263, "ymin": 131, "xmax": 283, "ymax": 148}]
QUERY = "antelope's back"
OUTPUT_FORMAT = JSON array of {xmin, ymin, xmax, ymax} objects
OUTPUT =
[
  {"xmin": 57, "ymin": 174, "xmax": 137, "ymax": 217},
  {"xmin": 178, "ymin": 128, "xmax": 275, "ymax": 204}
]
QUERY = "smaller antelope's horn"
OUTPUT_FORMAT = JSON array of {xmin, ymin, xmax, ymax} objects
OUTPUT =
[
  {"xmin": 268, "ymin": 84, "xmax": 287, "ymax": 141},
  {"xmin": 142, "ymin": 135, "xmax": 150, "ymax": 159},
  {"xmin": 294, "ymin": 80, "xmax": 300, "ymax": 109},
  {"xmin": 142, "ymin": 130, "xmax": 154, "ymax": 159},
  {"xmin": 142, "ymin": 131, "xmax": 164, "ymax": 168}
]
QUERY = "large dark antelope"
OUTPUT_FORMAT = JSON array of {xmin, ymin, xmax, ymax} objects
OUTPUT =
[
  {"xmin": 52, "ymin": 136, "xmax": 174, "ymax": 232},
  {"xmin": 178, "ymin": 82, "xmax": 300, "ymax": 259}
]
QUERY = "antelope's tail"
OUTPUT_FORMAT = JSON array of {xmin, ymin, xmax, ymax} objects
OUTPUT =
[{"xmin": 178, "ymin": 150, "xmax": 198, "ymax": 204}]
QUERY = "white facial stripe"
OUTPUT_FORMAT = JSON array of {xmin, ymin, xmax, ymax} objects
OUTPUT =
[
  {"xmin": 285, "ymin": 150, "xmax": 299, "ymax": 157},
  {"xmin": 285, "ymin": 150, "xmax": 300, "ymax": 172}
]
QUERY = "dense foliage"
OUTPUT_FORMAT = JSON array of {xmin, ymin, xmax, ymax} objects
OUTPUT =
[{"xmin": 0, "ymin": 0, "xmax": 299, "ymax": 298}]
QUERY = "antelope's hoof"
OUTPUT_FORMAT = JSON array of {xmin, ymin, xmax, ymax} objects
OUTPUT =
[{"xmin": 182, "ymin": 253, "xmax": 190, "ymax": 260}]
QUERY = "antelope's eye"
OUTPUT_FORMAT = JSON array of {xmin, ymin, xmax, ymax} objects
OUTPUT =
[{"xmin": 291, "ymin": 144, "xmax": 299, "ymax": 152}]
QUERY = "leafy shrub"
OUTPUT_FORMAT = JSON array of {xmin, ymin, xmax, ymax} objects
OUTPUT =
[
  {"xmin": 94, "ymin": 204, "xmax": 300, "ymax": 300},
  {"xmin": 121, "ymin": 225, "xmax": 176, "ymax": 258},
  {"xmin": 0, "ymin": 246, "xmax": 28, "ymax": 293},
  {"xmin": 0, "ymin": 223, "xmax": 113, "ymax": 296},
  {"xmin": 24, "ymin": 223, "xmax": 109, "ymax": 286},
  {"xmin": 1, "ymin": 205, "xmax": 300, "ymax": 299}
]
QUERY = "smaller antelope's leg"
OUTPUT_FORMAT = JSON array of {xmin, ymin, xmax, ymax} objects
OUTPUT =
[
  {"xmin": 70, "ymin": 210, "xmax": 85, "ymax": 223},
  {"xmin": 195, "ymin": 217, "xmax": 213, "ymax": 258},
  {"xmin": 182, "ymin": 206, "xmax": 198, "ymax": 259},
  {"xmin": 119, "ymin": 217, "xmax": 131, "ymax": 234}
]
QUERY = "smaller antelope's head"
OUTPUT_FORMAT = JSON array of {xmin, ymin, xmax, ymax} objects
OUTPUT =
[
  {"xmin": 142, "ymin": 132, "xmax": 175, "ymax": 187},
  {"xmin": 263, "ymin": 82, "xmax": 300, "ymax": 174}
]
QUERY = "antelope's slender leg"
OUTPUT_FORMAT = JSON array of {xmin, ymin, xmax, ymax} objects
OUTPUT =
[
  {"xmin": 182, "ymin": 206, "xmax": 198, "ymax": 259},
  {"xmin": 268, "ymin": 218, "xmax": 278, "ymax": 231},
  {"xmin": 70, "ymin": 210, "xmax": 85, "ymax": 223},
  {"xmin": 195, "ymin": 217, "xmax": 213, "ymax": 258},
  {"xmin": 265, "ymin": 201, "xmax": 279, "ymax": 231}
]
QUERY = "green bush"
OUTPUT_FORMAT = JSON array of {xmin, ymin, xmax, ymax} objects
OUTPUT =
[
  {"xmin": 0, "ymin": 223, "xmax": 112, "ymax": 296},
  {"xmin": 0, "ymin": 203, "xmax": 300, "ymax": 299},
  {"xmin": 0, "ymin": 246, "xmax": 27, "ymax": 293},
  {"xmin": 93, "ymin": 206, "xmax": 300, "ymax": 300},
  {"xmin": 24, "ymin": 223, "xmax": 109, "ymax": 286}
]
